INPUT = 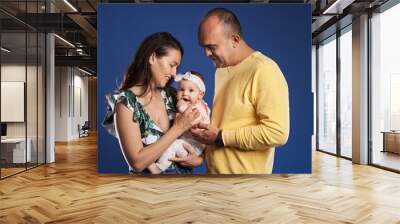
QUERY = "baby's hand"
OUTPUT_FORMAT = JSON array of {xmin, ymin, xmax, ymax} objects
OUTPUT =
[{"xmin": 177, "ymin": 99, "xmax": 189, "ymax": 113}]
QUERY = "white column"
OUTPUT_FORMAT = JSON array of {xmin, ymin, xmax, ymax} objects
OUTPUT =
[
  {"xmin": 312, "ymin": 45, "xmax": 317, "ymax": 151},
  {"xmin": 352, "ymin": 14, "xmax": 369, "ymax": 164},
  {"xmin": 46, "ymin": 33, "xmax": 55, "ymax": 163},
  {"xmin": 46, "ymin": 1, "xmax": 55, "ymax": 163}
]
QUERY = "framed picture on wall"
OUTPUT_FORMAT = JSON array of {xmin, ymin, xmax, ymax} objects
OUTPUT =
[{"xmin": 97, "ymin": 3, "xmax": 312, "ymax": 175}]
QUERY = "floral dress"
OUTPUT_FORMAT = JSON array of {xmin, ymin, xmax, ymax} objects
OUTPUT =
[{"xmin": 102, "ymin": 86, "xmax": 192, "ymax": 174}]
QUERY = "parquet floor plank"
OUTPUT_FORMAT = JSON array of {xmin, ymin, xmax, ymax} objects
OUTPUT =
[{"xmin": 0, "ymin": 134, "xmax": 399, "ymax": 223}]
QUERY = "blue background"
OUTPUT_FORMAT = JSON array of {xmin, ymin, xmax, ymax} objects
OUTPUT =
[{"xmin": 97, "ymin": 3, "xmax": 312, "ymax": 174}]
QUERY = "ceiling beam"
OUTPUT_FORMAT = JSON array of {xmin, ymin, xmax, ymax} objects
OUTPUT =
[
  {"xmin": 67, "ymin": 13, "xmax": 97, "ymax": 46},
  {"xmin": 55, "ymin": 55, "xmax": 96, "ymax": 72}
]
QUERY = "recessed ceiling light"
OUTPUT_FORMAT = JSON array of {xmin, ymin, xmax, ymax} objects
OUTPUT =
[
  {"xmin": 54, "ymin": 34, "xmax": 75, "ymax": 48},
  {"xmin": 1, "ymin": 47, "xmax": 11, "ymax": 53},
  {"xmin": 77, "ymin": 67, "xmax": 93, "ymax": 76},
  {"xmin": 63, "ymin": 0, "xmax": 78, "ymax": 12},
  {"xmin": 323, "ymin": 2, "xmax": 339, "ymax": 14}
]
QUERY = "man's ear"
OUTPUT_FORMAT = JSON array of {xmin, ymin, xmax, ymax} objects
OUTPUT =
[
  {"xmin": 231, "ymin": 33, "xmax": 241, "ymax": 48},
  {"xmin": 149, "ymin": 52, "xmax": 156, "ymax": 65}
]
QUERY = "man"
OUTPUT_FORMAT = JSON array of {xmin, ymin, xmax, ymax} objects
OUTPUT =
[{"xmin": 191, "ymin": 7, "xmax": 290, "ymax": 174}]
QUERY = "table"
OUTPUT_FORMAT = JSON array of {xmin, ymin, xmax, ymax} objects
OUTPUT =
[
  {"xmin": 381, "ymin": 131, "xmax": 400, "ymax": 154},
  {"xmin": 1, "ymin": 138, "xmax": 32, "ymax": 163}
]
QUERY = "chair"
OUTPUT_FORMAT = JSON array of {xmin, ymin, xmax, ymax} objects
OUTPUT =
[{"xmin": 78, "ymin": 121, "xmax": 90, "ymax": 138}]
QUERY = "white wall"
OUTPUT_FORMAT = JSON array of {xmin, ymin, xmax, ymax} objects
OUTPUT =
[
  {"xmin": 1, "ymin": 65, "xmax": 40, "ymax": 137},
  {"xmin": 1, "ymin": 63, "xmax": 46, "ymax": 164},
  {"xmin": 1, "ymin": 65, "xmax": 26, "ymax": 140},
  {"xmin": 55, "ymin": 66, "xmax": 89, "ymax": 141},
  {"xmin": 73, "ymin": 72, "xmax": 89, "ymax": 138},
  {"xmin": 55, "ymin": 66, "xmax": 68, "ymax": 141},
  {"xmin": 312, "ymin": 45, "xmax": 316, "ymax": 151}
]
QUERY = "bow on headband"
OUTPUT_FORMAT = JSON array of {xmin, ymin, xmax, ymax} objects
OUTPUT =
[{"xmin": 174, "ymin": 72, "xmax": 206, "ymax": 93}]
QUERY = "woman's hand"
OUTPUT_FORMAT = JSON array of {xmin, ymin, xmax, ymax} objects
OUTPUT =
[
  {"xmin": 169, "ymin": 143, "xmax": 203, "ymax": 168},
  {"xmin": 174, "ymin": 106, "xmax": 200, "ymax": 133}
]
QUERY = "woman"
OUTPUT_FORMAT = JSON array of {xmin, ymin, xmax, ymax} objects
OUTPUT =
[{"xmin": 103, "ymin": 32, "xmax": 203, "ymax": 174}]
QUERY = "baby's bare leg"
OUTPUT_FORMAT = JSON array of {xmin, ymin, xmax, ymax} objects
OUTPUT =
[
  {"xmin": 154, "ymin": 140, "xmax": 190, "ymax": 173},
  {"xmin": 156, "ymin": 142, "xmax": 179, "ymax": 172}
]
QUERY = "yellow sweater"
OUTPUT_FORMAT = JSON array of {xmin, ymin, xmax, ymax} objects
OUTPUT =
[{"xmin": 206, "ymin": 51, "xmax": 290, "ymax": 174}]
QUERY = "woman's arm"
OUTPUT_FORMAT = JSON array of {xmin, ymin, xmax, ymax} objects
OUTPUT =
[{"xmin": 115, "ymin": 102, "xmax": 199, "ymax": 172}]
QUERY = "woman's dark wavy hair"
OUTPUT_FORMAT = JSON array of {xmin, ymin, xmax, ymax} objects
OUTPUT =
[{"xmin": 119, "ymin": 32, "xmax": 184, "ymax": 96}]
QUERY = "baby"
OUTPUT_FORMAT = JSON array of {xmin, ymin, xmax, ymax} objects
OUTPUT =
[{"xmin": 147, "ymin": 71, "xmax": 210, "ymax": 174}]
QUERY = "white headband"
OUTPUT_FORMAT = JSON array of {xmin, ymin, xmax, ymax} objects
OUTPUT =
[{"xmin": 175, "ymin": 71, "xmax": 206, "ymax": 93}]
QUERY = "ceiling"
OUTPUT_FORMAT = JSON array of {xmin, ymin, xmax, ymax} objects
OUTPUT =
[{"xmin": 0, "ymin": 0, "xmax": 391, "ymax": 75}]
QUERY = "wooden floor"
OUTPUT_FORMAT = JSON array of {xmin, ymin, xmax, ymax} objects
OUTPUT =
[
  {"xmin": 372, "ymin": 150, "xmax": 400, "ymax": 171},
  {"xmin": 1, "ymin": 163, "xmax": 45, "ymax": 178},
  {"xmin": 0, "ymin": 167, "xmax": 26, "ymax": 178},
  {"xmin": 1, "ymin": 135, "xmax": 400, "ymax": 223}
]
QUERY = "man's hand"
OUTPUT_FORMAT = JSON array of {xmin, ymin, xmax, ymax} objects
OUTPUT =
[
  {"xmin": 169, "ymin": 143, "xmax": 203, "ymax": 168},
  {"xmin": 190, "ymin": 123, "xmax": 220, "ymax": 145}
]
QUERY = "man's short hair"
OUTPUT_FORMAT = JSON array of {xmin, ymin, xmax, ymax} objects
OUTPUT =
[{"xmin": 203, "ymin": 7, "xmax": 242, "ymax": 37}]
